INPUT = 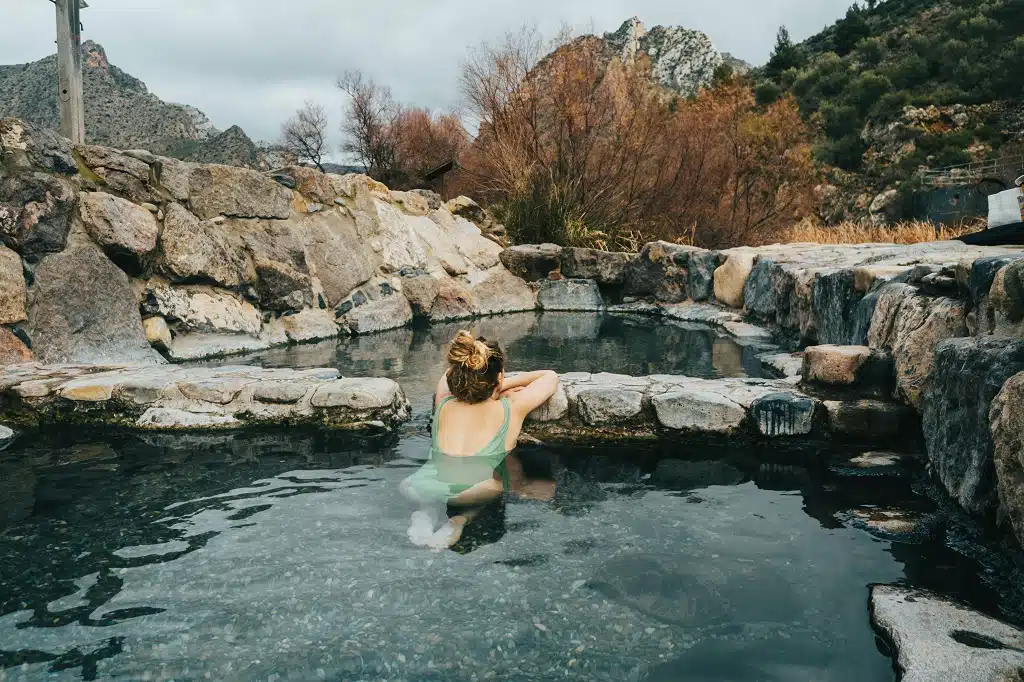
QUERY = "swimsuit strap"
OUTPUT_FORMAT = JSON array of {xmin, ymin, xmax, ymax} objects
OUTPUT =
[{"xmin": 431, "ymin": 396, "xmax": 457, "ymax": 450}]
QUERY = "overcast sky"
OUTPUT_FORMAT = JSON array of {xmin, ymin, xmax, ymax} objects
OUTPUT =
[{"xmin": 1, "ymin": 0, "xmax": 852, "ymax": 145}]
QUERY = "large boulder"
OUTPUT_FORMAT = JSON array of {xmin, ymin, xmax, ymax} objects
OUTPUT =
[
  {"xmin": 988, "ymin": 259, "xmax": 1024, "ymax": 337},
  {"xmin": 0, "ymin": 327, "xmax": 31, "ymax": 365},
  {"xmin": 537, "ymin": 279, "xmax": 604, "ymax": 311},
  {"xmin": 0, "ymin": 171, "xmax": 76, "ymax": 261},
  {"xmin": 158, "ymin": 203, "xmax": 254, "ymax": 289},
  {"xmin": 688, "ymin": 250, "xmax": 725, "ymax": 302},
  {"xmin": 75, "ymin": 145, "xmax": 161, "ymax": 204},
  {"xmin": 560, "ymin": 248, "xmax": 634, "ymax": 286},
  {"xmin": 228, "ymin": 219, "xmax": 313, "ymax": 311},
  {"xmin": 467, "ymin": 266, "xmax": 537, "ymax": 316},
  {"xmin": 713, "ymin": 251, "xmax": 756, "ymax": 308},
  {"xmin": 923, "ymin": 338, "xmax": 1024, "ymax": 516},
  {"xmin": 401, "ymin": 273, "xmax": 441, "ymax": 318},
  {"xmin": 280, "ymin": 166, "xmax": 336, "ymax": 204},
  {"xmin": 810, "ymin": 269, "xmax": 863, "ymax": 345},
  {"xmin": 991, "ymin": 372, "xmax": 1024, "ymax": 548},
  {"xmin": 78, "ymin": 191, "xmax": 160, "ymax": 272},
  {"xmin": 0, "ymin": 118, "xmax": 77, "ymax": 174},
  {"xmin": 500, "ymin": 244, "xmax": 563, "ymax": 282},
  {"xmin": 871, "ymin": 585, "xmax": 1024, "ymax": 682},
  {"xmin": 27, "ymin": 240, "xmax": 163, "ymax": 364},
  {"xmin": 624, "ymin": 241, "xmax": 697, "ymax": 303},
  {"xmin": 869, "ymin": 284, "xmax": 969, "ymax": 409},
  {"xmin": 801, "ymin": 345, "xmax": 893, "ymax": 396},
  {"xmin": 337, "ymin": 291, "xmax": 413, "ymax": 335},
  {"xmin": 153, "ymin": 156, "xmax": 191, "ymax": 202},
  {"xmin": 188, "ymin": 164, "xmax": 293, "ymax": 220},
  {"xmin": 430, "ymin": 278, "xmax": 479, "ymax": 322},
  {"xmin": 0, "ymin": 245, "xmax": 26, "ymax": 324},
  {"xmin": 142, "ymin": 283, "xmax": 264, "ymax": 337},
  {"xmin": 299, "ymin": 211, "xmax": 375, "ymax": 307}
]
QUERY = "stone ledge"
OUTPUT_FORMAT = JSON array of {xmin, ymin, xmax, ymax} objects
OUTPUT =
[
  {"xmin": 522, "ymin": 372, "xmax": 917, "ymax": 444},
  {"xmin": 870, "ymin": 585, "xmax": 1024, "ymax": 682},
  {"xmin": 0, "ymin": 364, "xmax": 410, "ymax": 432}
]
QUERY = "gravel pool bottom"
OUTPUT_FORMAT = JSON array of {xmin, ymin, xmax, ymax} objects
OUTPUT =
[{"xmin": 0, "ymin": 313, "xmax": 1017, "ymax": 681}]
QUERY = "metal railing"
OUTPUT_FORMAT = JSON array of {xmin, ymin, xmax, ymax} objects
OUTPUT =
[{"xmin": 921, "ymin": 155, "xmax": 1024, "ymax": 189}]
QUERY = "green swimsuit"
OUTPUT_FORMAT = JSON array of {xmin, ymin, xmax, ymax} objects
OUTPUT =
[{"xmin": 402, "ymin": 396, "xmax": 512, "ymax": 504}]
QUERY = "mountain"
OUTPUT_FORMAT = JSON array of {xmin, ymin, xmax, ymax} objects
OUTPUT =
[
  {"xmin": 0, "ymin": 41, "xmax": 267, "ymax": 169},
  {"xmin": 754, "ymin": 0, "xmax": 1024, "ymax": 220},
  {"xmin": 602, "ymin": 17, "xmax": 729, "ymax": 97}
]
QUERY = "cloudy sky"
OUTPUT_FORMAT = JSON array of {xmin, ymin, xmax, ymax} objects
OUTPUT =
[{"xmin": 1, "ymin": 0, "xmax": 852, "ymax": 145}]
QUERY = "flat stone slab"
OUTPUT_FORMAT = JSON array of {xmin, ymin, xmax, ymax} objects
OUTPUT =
[
  {"xmin": 871, "ymin": 584, "xmax": 1024, "ymax": 682},
  {"xmin": 521, "ymin": 372, "xmax": 911, "ymax": 443},
  {"xmin": 0, "ymin": 364, "xmax": 410, "ymax": 432}
]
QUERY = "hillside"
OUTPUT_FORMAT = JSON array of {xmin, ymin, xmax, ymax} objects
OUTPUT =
[
  {"xmin": 754, "ymin": 0, "xmax": 1024, "ymax": 220},
  {"xmin": 0, "ymin": 41, "xmax": 268, "ymax": 170}
]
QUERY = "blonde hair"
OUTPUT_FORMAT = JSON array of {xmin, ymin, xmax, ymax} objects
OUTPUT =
[{"xmin": 446, "ymin": 331, "xmax": 505, "ymax": 403}]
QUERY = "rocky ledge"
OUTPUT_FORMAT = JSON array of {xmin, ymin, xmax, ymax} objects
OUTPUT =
[
  {"xmin": 523, "ymin": 372, "xmax": 917, "ymax": 445},
  {"xmin": 0, "ymin": 364, "xmax": 409, "ymax": 432},
  {"xmin": 871, "ymin": 585, "xmax": 1024, "ymax": 682}
]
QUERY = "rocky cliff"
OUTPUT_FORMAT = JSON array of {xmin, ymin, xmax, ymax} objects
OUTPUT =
[
  {"xmin": 600, "ymin": 17, "xmax": 727, "ymax": 97},
  {"xmin": 0, "ymin": 42, "xmax": 268, "ymax": 170}
]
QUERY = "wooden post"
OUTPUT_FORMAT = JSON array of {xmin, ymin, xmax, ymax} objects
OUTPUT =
[{"xmin": 54, "ymin": 0, "xmax": 85, "ymax": 143}]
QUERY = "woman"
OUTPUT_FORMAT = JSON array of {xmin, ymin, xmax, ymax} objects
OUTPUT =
[{"xmin": 401, "ymin": 331, "xmax": 560, "ymax": 550}]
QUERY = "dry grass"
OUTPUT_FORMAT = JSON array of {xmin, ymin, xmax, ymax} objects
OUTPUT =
[{"xmin": 775, "ymin": 218, "xmax": 979, "ymax": 245}]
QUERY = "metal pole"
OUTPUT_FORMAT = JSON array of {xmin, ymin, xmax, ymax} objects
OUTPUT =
[{"xmin": 55, "ymin": 0, "xmax": 85, "ymax": 143}]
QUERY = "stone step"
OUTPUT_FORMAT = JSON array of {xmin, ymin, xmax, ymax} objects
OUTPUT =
[{"xmin": 801, "ymin": 344, "xmax": 894, "ymax": 398}]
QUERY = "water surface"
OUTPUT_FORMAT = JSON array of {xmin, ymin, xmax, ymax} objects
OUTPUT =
[{"xmin": 1, "ymin": 313, "xmax": 1020, "ymax": 681}]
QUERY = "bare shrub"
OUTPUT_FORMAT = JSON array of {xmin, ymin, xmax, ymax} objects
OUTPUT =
[
  {"xmin": 455, "ymin": 27, "xmax": 818, "ymax": 250},
  {"xmin": 280, "ymin": 101, "xmax": 329, "ymax": 171}
]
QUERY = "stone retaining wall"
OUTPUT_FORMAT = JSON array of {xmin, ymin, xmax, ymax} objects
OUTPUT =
[
  {"xmin": 0, "ymin": 363, "xmax": 409, "ymax": 432},
  {"xmin": 521, "ymin": 372, "xmax": 917, "ymax": 446}
]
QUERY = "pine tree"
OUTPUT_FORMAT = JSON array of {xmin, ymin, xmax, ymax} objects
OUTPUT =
[{"xmin": 765, "ymin": 26, "xmax": 805, "ymax": 79}]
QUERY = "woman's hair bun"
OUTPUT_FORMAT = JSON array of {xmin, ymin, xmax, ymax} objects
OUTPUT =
[{"xmin": 448, "ymin": 330, "xmax": 491, "ymax": 371}]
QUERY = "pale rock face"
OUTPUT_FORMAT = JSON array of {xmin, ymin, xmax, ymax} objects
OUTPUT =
[
  {"xmin": 406, "ymin": 211, "xmax": 470, "ymax": 276},
  {"xmin": 78, "ymin": 191, "xmax": 160, "ymax": 270},
  {"xmin": 0, "ymin": 245, "xmax": 26, "ymax": 324},
  {"xmin": 369, "ymin": 199, "xmax": 429, "ymax": 273},
  {"xmin": 499, "ymin": 243, "xmax": 563, "ymax": 282},
  {"xmin": 604, "ymin": 18, "xmax": 723, "ymax": 97},
  {"xmin": 298, "ymin": 210, "xmax": 376, "ymax": 307},
  {"xmin": 391, "ymin": 191, "xmax": 431, "ymax": 216},
  {"xmin": 714, "ymin": 251, "xmax": 757, "ymax": 309},
  {"xmin": 446, "ymin": 216, "xmax": 503, "ymax": 271},
  {"xmin": 188, "ymin": 165, "xmax": 293, "ymax": 220},
  {"xmin": 158, "ymin": 203, "xmax": 254, "ymax": 289},
  {"xmin": 527, "ymin": 384, "xmax": 569, "ymax": 422},
  {"xmin": 144, "ymin": 284, "xmax": 263, "ymax": 337}
]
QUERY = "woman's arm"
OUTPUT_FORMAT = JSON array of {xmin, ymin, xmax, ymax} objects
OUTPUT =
[
  {"xmin": 507, "ymin": 370, "xmax": 560, "ymax": 417},
  {"xmin": 500, "ymin": 371, "xmax": 556, "ymax": 393}
]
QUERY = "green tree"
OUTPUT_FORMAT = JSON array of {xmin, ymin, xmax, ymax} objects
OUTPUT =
[{"xmin": 765, "ymin": 26, "xmax": 806, "ymax": 78}]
